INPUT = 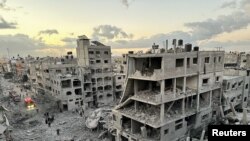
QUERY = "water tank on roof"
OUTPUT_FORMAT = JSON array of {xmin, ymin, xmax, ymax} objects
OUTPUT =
[
  {"xmin": 128, "ymin": 51, "xmax": 134, "ymax": 54},
  {"xmin": 185, "ymin": 44, "xmax": 192, "ymax": 52},
  {"xmin": 178, "ymin": 39, "xmax": 183, "ymax": 46},
  {"xmin": 194, "ymin": 46, "xmax": 199, "ymax": 51}
]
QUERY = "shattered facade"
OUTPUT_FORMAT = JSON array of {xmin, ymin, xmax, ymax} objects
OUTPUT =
[
  {"xmin": 112, "ymin": 43, "xmax": 225, "ymax": 141},
  {"xmin": 222, "ymin": 76, "xmax": 250, "ymax": 114},
  {"xmin": 77, "ymin": 35, "xmax": 114, "ymax": 108},
  {"xmin": 27, "ymin": 52, "xmax": 83, "ymax": 110}
]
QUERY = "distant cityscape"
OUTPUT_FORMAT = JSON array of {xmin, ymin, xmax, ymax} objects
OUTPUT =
[{"xmin": 0, "ymin": 36, "xmax": 250, "ymax": 140}]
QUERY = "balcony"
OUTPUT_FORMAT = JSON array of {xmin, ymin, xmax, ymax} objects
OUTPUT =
[
  {"xmin": 118, "ymin": 104, "xmax": 161, "ymax": 127},
  {"xmin": 132, "ymin": 88, "xmax": 197, "ymax": 105}
]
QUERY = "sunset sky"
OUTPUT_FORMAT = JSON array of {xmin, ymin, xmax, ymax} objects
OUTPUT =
[{"xmin": 0, "ymin": 0, "xmax": 250, "ymax": 57}]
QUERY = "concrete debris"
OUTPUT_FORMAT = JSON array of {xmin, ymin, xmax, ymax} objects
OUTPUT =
[
  {"xmin": 86, "ymin": 108, "xmax": 102, "ymax": 129},
  {"xmin": 0, "ymin": 124, "xmax": 6, "ymax": 134},
  {"xmin": 241, "ymin": 108, "xmax": 248, "ymax": 125},
  {"xmin": 85, "ymin": 108, "xmax": 112, "ymax": 130},
  {"xmin": 3, "ymin": 114, "xmax": 10, "ymax": 126},
  {"xmin": 119, "ymin": 103, "xmax": 160, "ymax": 125},
  {"xmin": 98, "ymin": 130, "xmax": 108, "ymax": 139}
]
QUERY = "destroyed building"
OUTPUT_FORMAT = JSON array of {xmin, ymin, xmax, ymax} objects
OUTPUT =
[
  {"xmin": 112, "ymin": 53, "xmax": 130, "ymax": 103},
  {"xmin": 112, "ymin": 40, "xmax": 225, "ymax": 141},
  {"xmin": 222, "ymin": 76, "xmax": 250, "ymax": 115},
  {"xmin": 77, "ymin": 35, "xmax": 114, "ymax": 108},
  {"xmin": 27, "ymin": 52, "xmax": 83, "ymax": 110}
]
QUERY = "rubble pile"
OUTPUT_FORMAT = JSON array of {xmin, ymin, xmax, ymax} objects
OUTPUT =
[
  {"xmin": 119, "ymin": 104, "xmax": 161, "ymax": 125},
  {"xmin": 134, "ymin": 90, "xmax": 159, "ymax": 102},
  {"xmin": 0, "ymin": 75, "xmax": 108, "ymax": 141}
]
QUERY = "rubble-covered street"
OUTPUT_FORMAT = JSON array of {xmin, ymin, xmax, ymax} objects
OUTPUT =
[{"xmin": 0, "ymin": 75, "xmax": 108, "ymax": 141}]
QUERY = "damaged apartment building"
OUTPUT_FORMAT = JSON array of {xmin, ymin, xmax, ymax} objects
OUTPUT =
[
  {"xmin": 223, "ymin": 52, "xmax": 250, "ymax": 107},
  {"xmin": 112, "ymin": 39, "xmax": 224, "ymax": 141},
  {"xmin": 222, "ymin": 76, "xmax": 249, "ymax": 116},
  {"xmin": 27, "ymin": 52, "xmax": 84, "ymax": 111},
  {"xmin": 77, "ymin": 35, "xmax": 114, "ymax": 108},
  {"xmin": 112, "ymin": 52, "xmax": 132, "ymax": 102}
]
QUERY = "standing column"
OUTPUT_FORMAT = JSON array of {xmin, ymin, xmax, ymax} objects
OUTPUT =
[
  {"xmin": 174, "ymin": 78, "xmax": 176, "ymax": 98},
  {"xmin": 134, "ymin": 80, "xmax": 138, "ymax": 96},
  {"xmin": 183, "ymin": 77, "xmax": 187, "ymax": 93},
  {"xmin": 182, "ymin": 98, "xmax": 185, "ymax": 115},
  {"xmin": 209, "ymin": 91, "xmax": 212, "ymax": 107},
  {"xmin": 197, "ymin": 94, "xmax": 200, "ymax": 111},
  {"xmin": 161, "ymin": 80, "xmax": 165, "ymax": 95},
  {"xmin": 160, "ymin": 104, "xmax": 165, "ymax": 123}
]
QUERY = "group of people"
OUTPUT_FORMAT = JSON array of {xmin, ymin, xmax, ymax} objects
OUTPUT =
[{"xmin": 44, "ymin": 112, "xmax": 54, "ymax": 127}]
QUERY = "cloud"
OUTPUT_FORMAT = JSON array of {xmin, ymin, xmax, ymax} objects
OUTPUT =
[
  {"xmin": 184, "ymin": 11, "xmax": 250, "ymax": 41},
  {"xmin": 61, "ymin": 37, "xmax": 76, "ymax": 43},
  {"xmin": 0, "ymin": 34, "xmax": 75, "ymax": 57},
  {"xmin": 200, "ymin": 40, "xmax": 250, "ymax": 52},
  {"xmin": 0, "ymin": 16, "xmax": 17, "ymax": 29},
  {"xmin": 38, "ymin": 29, "xmax": 59, "ymax": 35},
  {"xmin": 0, "ymin": 0, "xmax": 14, "ymax": 11},
  {"xmin": 121, "ymin": 0, "xmax": 129, "ymax": 8},
  {"xmin": 92, "ymin": 25, "xmax": 133, "ymax": 40},
  {"xmin": 108, "ymin": 31, "xmax": 192, "ymax": 49},
  {"xmin": 241, "ymin": 0, "xmax": 250, "ymax": 14},
  {"xmin": 96, "ymin": 0, "xmax": 250, "ymax": 51},
  {"xmin": 183, "ymin": 0, "xmax": 250, "ymax": 41},
  {"xmin": 121, "ymin": 0, "xmax": 135, "ymax": 8},
  {"xmin": 220, "ymin": 1, "xmax": 237, "ymax": 9},
  {"xmin": 61, "ymin": 37, "xmax": 77, "ymax": 47},
  {"xmin": 0, "ymin": 34, "xmax": 43, "ymax": 57}
]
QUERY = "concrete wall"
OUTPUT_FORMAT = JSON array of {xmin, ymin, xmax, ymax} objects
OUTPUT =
[
  {"xmin": 222, "ymin": 76, "xmax": 248, "ymax": 111},
  {"xmin": 128, "ymin": 51, "xmax": 224, "ymax": 80},
  {"xmin": 194, "ymin": 108, "xmax": 212, "ymax": 128},
  {"xmin": 224, "ymin": 53, "xmax": 238, "ymax": 64},
  {"xmin": 242, "ymin": 76, "xmax": 250, "ymax": 107},
  {"xmin": 160, "ymin": 119, "xmax": 187, "ymax": 141}
]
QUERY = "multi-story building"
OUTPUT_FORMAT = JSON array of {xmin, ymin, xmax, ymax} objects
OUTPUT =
[
  {"xmin": 246, "ymin": 54, "xmax": 250, "ymax": 76},
  {"xmin": 112, "ymin": 41, "xmax": 224, "ymax": 141},
  {"xmin": 0, "ymin": 58, "xmax": 10, "ymax": 73},
  {"xmin": 222, "ymin": 76, "xmax": 249, "ymax": 114},
  {"xmin": 77, "ymin": 35, "xmax": 114, "ymax": 108},
  {"xmin": 27, "ymin": 52, "xmax": 83, "ymax": 110}
]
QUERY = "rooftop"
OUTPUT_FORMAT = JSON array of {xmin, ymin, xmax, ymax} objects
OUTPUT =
[
  {"xmin": 78, "ymin": 35, "xmax": 89, "ymax": 40},
  {"xmin": 128, "ymin": 50, "xmax": 224, "ymax": 58}
]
